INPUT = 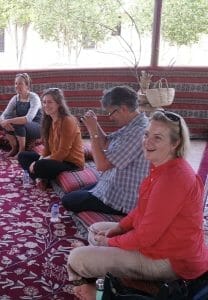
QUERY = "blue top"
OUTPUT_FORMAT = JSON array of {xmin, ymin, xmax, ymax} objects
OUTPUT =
[{"xmin": 1, "ymin": 92, "xmax": 42, "ymax": 123}]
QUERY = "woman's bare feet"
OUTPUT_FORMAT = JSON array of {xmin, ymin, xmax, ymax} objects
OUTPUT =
[
  {"xmin": 36, "ymin": 179, "xmax": 48, "ymax": 191},
  {"xmin": 71, "ymin": 240, "xmax": 86, "ymax": 248},
  {"xmin": 5, "ymin": 147, "xmax": 18, "ymax": 158},
  {"xmin": 73, "ymin": 283, "xmax": 96, "ymax": 300}
]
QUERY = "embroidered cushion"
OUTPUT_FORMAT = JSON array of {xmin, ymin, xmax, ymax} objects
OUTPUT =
[
  {"xmin": 69, "ymin": 210, "xmax": 123, "ymax": 240},
  {"xmin": 83, "ymin": 140, "xmax": 93, "ymax": 161},
  {"xmin": 57, "ymin": 162, "xmax": 100, "ymax": 193},
  {"xmin": 76, "ymin": 211, "xmax": 122, "ymax": 228}
]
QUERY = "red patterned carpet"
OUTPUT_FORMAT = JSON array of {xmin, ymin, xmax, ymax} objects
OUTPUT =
[
  {"xmin": 0, "ymin": 149, "xmax": 81, "ymax": 299},
  {"xmin": 0, "ymin": 145, "xmax": 207, "ymax": 299}
]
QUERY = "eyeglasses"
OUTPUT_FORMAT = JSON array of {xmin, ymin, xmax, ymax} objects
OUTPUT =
[
  {"xmin": 159, "ymin": 110, "xmax": 182, "ymax": 137},
  {"xmin": 108, "ymin": 108, "xmax": 118, "ymax": 117}
]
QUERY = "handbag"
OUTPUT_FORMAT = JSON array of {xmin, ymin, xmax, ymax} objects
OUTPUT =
[
  {"xmin": 101, "ymin": 272, "xmax": 208, "ymax": 300},
  {"xmin": 146, "ymin": 78, "xmax": 175, "ymax": 107},
  {"xmin": 102, "ymin": 273, "xmax": 156, "ymax": 300}
]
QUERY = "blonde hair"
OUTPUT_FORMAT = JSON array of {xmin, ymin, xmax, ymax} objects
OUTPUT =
[{"xmin": 151, "ymin": 110, "xmax": 190, "ymax": 158}]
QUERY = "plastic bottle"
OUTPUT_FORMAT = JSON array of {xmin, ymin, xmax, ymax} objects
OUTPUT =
[
  {"xmin": 96, "ymin": 278, "xmax": 104, "ymax": 300},
  {"xmin": 22, "ymin": 170, "xmax": 30, "ymax": 188},
  {"xmin": 50, "ymin": 203, "xmax": 60, "ymax": 223}
]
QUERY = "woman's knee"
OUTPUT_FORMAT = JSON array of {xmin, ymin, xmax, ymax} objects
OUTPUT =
[{"xmin": 68, "ymin": 246, "xmax": 91, "ymax": 276}]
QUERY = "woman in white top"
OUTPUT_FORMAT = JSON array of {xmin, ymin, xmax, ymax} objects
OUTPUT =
[{"xmin": 0, "ymin": 73, "xmax": 42, "ymax": 158}]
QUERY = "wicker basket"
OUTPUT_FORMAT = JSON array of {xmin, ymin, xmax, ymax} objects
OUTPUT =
[{"xmin": 146, "ymin": 78, "xmax": 175, "ymax": 107}]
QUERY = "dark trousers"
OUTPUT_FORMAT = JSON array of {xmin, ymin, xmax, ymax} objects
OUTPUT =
[
  {"xmin": 61, "ymin": 184, "xmax": 125, "ymax": 215},
  {"xmin": 18, "ymin": 151, "xmax": 79, "ymax": 180}
]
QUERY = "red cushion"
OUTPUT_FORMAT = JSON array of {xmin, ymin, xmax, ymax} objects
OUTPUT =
[
  {"xmin": 76, "ymin": 211, "xmax": 122, "ymax": 228},
  {"xmin": 57, "ymin": 165, "xmax": 100, "ymax": 192},
  {"xmin": 83, "ymin": 141, "xmax": 93, "ymax": 161}
]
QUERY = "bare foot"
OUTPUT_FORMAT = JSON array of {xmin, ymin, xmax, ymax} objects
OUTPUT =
[
  {"xmin": 73, "ymin": 283, "xmax": 96, "ymax": 300},
  {"xmin": 36, "ymin": 179, "xmax": 48, "ymax": 191},
  {"xmin": 5, "ymin": 148, "xmax": 18, "ymax": 158},
  {"xmin": 71, "ymin": 240, "xmax": 86, "ymax": 248}
]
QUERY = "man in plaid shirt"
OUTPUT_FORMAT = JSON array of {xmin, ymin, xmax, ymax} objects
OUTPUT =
[{"xmin": 62, "ymin": 85, "xmax": 149, "ymax": 215}]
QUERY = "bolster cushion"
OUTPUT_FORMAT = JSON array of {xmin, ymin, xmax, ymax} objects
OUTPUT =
[{"xmin": 57, "ymin": 162, "xmax": 100, "ymax": 193}]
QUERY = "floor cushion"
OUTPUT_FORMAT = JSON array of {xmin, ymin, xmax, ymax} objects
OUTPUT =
[
  {"xmin": 57, "ymin": 161, "xmax": 100, "ymax": 193},
  {"xmin": 69, "ymin": 210, "xmax": 123, "ymax": 239}
]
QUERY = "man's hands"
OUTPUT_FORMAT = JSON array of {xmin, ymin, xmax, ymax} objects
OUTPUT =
[{"xmin": 80, "ymin": 110, "xmax": 98, "ymax": 136}]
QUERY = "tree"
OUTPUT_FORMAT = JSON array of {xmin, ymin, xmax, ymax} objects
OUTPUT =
[
  {"xmin": 0, "ymin": 0, "xmax": 35, "ymax": 68},
  {"xmin": 130, "ymin": 0, "xmax": 208, "ymax": 46},
  {"xmin": 162, "ymin": 0, "xmax": 208, "ymax": 45},
  {"xmin": 33, "ymin": 0, "xmax": 121, "ymax": 62}
]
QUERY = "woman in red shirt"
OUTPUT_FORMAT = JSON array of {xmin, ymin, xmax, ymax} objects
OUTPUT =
[{"xmin": 67, "ymin": 110, "xmax": 208, "ymax": 300}]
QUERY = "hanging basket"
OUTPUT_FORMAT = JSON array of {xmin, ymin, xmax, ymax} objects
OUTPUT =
[{"xmin": 146, "ymin": 78, "xmax": 175, "ymax": 107}]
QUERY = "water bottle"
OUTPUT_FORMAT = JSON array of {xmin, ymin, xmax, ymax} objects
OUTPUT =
[
  {"xmin": 50, "ymin": 203, "xmax": 60, "ymax": 223},
  {"xmin": 96, "ymin": 278, "xmax": 104, "ymax": 300},
  {"xmin": 22, "ymin": 170, "xmax": 30, "ymax": 188}
]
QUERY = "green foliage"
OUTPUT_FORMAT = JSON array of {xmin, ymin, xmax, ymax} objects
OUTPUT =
[
  {"xmin": 162, "ymin": 0, "xmax": 208, "ymax": 45},
  {"xmin": 127, "ymin": 0, "xmax": 208, "ymax": 46},
  {"xmin": 127, "ymin": 0, "xmax": 154, "ymax": 35},
  {"xmin": 33, "ymin": 0, "xmax": 121, "ymax": 48},
  {"xmin": 0, "ymin": 0, "xmax": 208, "ymax": 55},
  {"xmin": 0, "ymin": 0, "xmax": 11, "ymax": 28},
  {"xmin": 3, "ymin": 0, "xmax": 35, "ymax": 26}
]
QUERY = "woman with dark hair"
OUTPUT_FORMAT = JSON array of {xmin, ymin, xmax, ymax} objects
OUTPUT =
[
  {"xmin": 18, "ymin": 88, "xmax": 84, "ymax": 190},
  {"xmin": 0, "ymin": 73, "xmax": 42, "ymax": 158}
]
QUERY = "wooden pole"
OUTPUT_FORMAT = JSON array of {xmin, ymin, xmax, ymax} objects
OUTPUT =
[{"xmin": 151, "ymin": 0, "xmax": 163, "ymax": 66}]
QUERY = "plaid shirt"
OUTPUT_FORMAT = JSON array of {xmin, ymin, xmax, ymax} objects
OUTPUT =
[{"xmin": 90, "ymin": 113, "xmax": 150, "ymax": 213}]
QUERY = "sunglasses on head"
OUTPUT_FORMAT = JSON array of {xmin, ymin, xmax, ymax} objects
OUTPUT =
[{"xmin": 157, "ymin": 110, "xmax": 182, "ymax": 137}]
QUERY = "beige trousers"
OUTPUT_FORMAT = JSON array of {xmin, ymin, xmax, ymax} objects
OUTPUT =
[{"xmin": 67, "ymin": 222, "xmax": 178, "ymax": 281}]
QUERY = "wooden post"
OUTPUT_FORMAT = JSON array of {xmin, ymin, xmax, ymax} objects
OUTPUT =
[{"xmin": 151, "ymin": 0, "xmax": 163, "ymax": 66}]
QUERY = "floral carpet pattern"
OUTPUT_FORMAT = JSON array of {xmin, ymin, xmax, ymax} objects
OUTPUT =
[
  {"xmin": 0, "ymin": 149, "xmax": 81, "ymax": 300},
  {"xmin": 0, "ymin": 146, "xmax": 207, "ymax": 299}
]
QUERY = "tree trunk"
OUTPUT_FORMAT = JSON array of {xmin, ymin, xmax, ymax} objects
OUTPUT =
[{"xmin": 18, "ymin": 23, "xmax": 30, "ymax": 68}]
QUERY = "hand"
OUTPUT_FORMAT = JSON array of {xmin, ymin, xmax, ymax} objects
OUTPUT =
[
  {"xmin": 0, "ymin": 120, "xmax": 14, "ymax": 131},
  {"xmin": 94, "ymin": 233, "xmax": 108, "ymax": 246},
  {"xmin": 81, "ymin": 110, "xmax": 98, "ymax": 133},
  {"xmin": 106, "ymin": 225, "xmax": 124, "ymax": 238}
]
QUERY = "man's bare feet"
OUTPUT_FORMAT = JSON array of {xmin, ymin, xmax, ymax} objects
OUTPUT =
[{"xmin": 73, "ymin": 283, "xmax": 96, "ymax": 300}]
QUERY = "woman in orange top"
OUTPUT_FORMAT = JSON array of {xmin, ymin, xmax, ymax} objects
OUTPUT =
[
  {"xmin": 18, "ymin": 88, "xmax": 84, "ymax": 189},
  {"xmin": 67, "ymin": 110, "xmax": 208, "ymax": 300}
]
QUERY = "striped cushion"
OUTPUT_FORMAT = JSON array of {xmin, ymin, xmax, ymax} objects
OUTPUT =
[
  {"xmin": 69, "ymin": 210, "xmax": 123, "ymax": 240},
  {"xmin": 57, "ymin": 163, "xmax": 100, "ymax": 192},
  {"xmin": 76, "ymin": 211, "xmax": 122, "ymax": 229},
  {"xmin": 83, "ymin": 140, "xmax": 93, "ymax": 161}
]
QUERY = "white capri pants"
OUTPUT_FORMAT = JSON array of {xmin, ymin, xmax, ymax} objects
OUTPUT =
[{"xmin": 67, "ymin": 222, "xmax": 178, "ymax": 282}]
